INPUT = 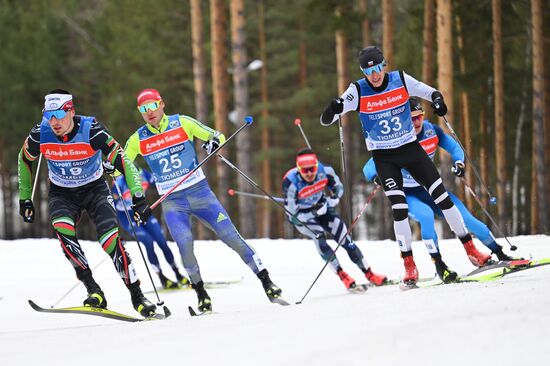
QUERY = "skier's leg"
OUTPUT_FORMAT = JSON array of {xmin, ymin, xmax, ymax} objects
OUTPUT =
[
  {"xmin": 295, "ymin": 221, "xmax": 341, "ymax": 271},
  {"xmin": 406, "ymin": 191, "xmax": 440, "ymax": 257}
]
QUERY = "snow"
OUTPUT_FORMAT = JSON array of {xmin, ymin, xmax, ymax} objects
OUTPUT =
[{"xmin": 1, "ymin": 235, "xmax": 549, "ymax": 366}]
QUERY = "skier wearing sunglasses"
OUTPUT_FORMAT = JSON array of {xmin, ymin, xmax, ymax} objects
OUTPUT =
[
  {"xmin": 320, "ymin": 46, "xmax": 491, "ymax": 287},
  {"xmin": 282, "ymin": 148, "xmax": 387, "ymax": 289}
]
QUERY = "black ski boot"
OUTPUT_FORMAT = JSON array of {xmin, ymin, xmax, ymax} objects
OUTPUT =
[
  {"xmin": 432, "ymin": 254, "xmax": 458, "ymax": 283},
  {"xmin": 257, "ymin": 269, "xmax": 282, "ymax": 299},
  {"xmin": 127, "ymin": 280, "xmax": 157, "ymax": 317},
  {"xmin": 174, "ymin": 269, "xmax": 191, "ymax": 286},
  {"xmin": 492, "ymin": 246, "xmax": 522, "ymax": 261},
  {"xmin": 79, "ymin": 269, "xmax": 107, "ymax": 308},
  {"xmin": 158, "ymin": 272, "xmax": 179, "ymax": 289},
  {"xmin": 192, "ymin": 281, "xmax": 212, "ymax": 312}
]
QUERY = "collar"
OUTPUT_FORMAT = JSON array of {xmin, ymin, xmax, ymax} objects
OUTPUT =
[
  {"xmin": 145, "ymin": 114, "xmax": 169, "ymax": 134},
  {"xmin": 364, "ymin": 73, "xmax": 389, "ymax": 92}
]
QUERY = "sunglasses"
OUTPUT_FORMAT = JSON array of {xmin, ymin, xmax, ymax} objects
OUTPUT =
[
  {"xmin": 412, "ymin": 113, "xmax": 424, "ymax": 122},
  {"xmin": 138, "ymin": 101, "xmax": 161, "ymax": 113},
  {"xmin": 43, "ymin": 108, "xmax": 71, "ymax": 121},
  {"xmin": 360, "ymin": 62, "xmax": 385, "ymax": 76},
  {"xmin": 299, "ymin": 166, "xmax": 317, "ymax": 174}
]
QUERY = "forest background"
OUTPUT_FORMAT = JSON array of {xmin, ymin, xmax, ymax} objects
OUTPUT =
[{"xmin": 1, "ymin": 0, "xmax": 548, "ymax": 241}]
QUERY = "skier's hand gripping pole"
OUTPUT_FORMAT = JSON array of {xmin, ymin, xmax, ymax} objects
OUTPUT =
[
  {"xmin": 217, "ymin": 154, "xmax": 322, "ymax": 239},
  {"xmin": 150, "ymin": 116, "xmax": 254, "ymax": 210},
  {"xmin": 296, "ymin": 186, "xmax": 381, "ymax": 305}
]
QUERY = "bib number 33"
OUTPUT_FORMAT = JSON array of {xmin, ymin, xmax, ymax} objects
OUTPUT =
[{"xmin": 378, "ymin": 116, "xmax": 402, "ymax": 134}]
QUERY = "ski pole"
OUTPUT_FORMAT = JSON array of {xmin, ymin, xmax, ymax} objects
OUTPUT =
[
  {"xmin": 460, "ymin": 177, "xmax": 518, "ymax": 251},
  {"xmin": 31, "ymin": 154, "xmax": 43, "ymax": 201},
  {"xmin": 150, "ymin": 116, "xmax": 254, "ymax": 210},
  {"xmin": 437, "ymin": 113, "xmax": 497, "ymax": 205},
  {"xmin": 111, "ymin": 176, "xmax": 168, "ymax": 309},
  {"xmin": 50, "ymin": 255, "xmax": 110, "ymax": 308},
  {"xmin": 296, "ymin": 185, "xmax": 381, "ymax": 305},
  {"xmin": 294, "ymin": 118, "xmax": 312, "ymax": 149},
  {"xmin": 217, "ymin": 153, "xmax": 322, "ymax": 239},
  {"xmin": 228, "ymin": 188, "xmax": 284, "ymax": 203},
  {"xmin": 337, "ymin": 115, "xmax": 354, "ymax": 233}
]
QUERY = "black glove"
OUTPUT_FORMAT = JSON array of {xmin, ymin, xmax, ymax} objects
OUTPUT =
[
  {"xmin": 131, "ymin": 193, "xmax": 151, "ymax": 226},
  {"xmin": 451, "ymin": 160, "xmax": 465, "ymax": 177},
  {"xmin": 102, "ymin": 160, "xmax": 115, "ymax": 175},
  {"xmin": 373, "ymin": 175, "xmax": 382, "ymax": 186},
  {"xmin": 330, "ymin": 98, "xmax": 344, "ymax": 114},
  {"xmin": 19, "ymin": 199, "xmax": 35, "ymax": 223},
  {"xmin": 431, "ymin": 91, "xmax": 447, "ymax": 117},
  {"xmin": 201, "ymin": 133, "xmax": 221, "ymax": 155}
]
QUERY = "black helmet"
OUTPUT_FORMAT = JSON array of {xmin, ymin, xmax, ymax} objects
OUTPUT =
[{"xmin": 409, "ymin": 97, "xmax": 423, "ymax": 113}]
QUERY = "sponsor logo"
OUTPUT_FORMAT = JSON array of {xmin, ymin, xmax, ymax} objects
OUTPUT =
[
  {"xmin": 40, "ymin": 143, "xmax": 96, "ymax": 161},
  {"xmin": 419, "ymin": 135, "xmax": 439, "ymax": 155},
  {"xmin": 140, "ymin": 128, "xmax": 189, "ymax": 155},
  {"xmin": 298, "ymin": 178, "xmax": 328, "ymax": 198},
  {"xmin": 217, "ymin": 212, "xmax": 228, "ymax": 223},
  {"xmin": 169, "ymin": 120, "xmax": 179, "ymax": 128},
  {"xmin": 360, "ymin": 87, "xmax": 408, "ymax": 113}
]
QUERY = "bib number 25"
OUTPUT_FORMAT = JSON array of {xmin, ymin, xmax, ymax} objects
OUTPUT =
[
  {"xmin": 159, "ymin": 155, "xmax": 182, "ymax": 173},
  {"xmin": 378, "ymin": 117, "xmax": 402, "ymax": 134}
]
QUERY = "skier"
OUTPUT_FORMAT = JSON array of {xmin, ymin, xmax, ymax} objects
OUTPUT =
[
  {"xmin": 283, "ymin": 148, "xmax": 387, "ymax": 289},
  {"xmin": 110, "ymin": 167, "xmax": 190, "ymax": 289},
  {"xmin": 123, "ymin": 88, "xmax": 283, "ymax": 312},
  {"xmin": 320, "ymin": 46, "xmax": 491, "ymax": 285},
  {"xmin": 18, "ymin": 89, "xmax": 157, "ymax": 317},
  {"xmin": 363, "ymin": 97, "xmax": 515, "ymax": 282}
]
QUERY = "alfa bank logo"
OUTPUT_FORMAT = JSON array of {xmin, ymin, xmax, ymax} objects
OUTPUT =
[
  {"xmin": 298, "ymin": 178, "xmax": 328, "ymax": 198},
  {"xmin": 140, "ymin": 128, "xmax": 189, "ymax": 154},
  {"xmin": 420, "ymin": 135, "xmax": 439, "ymax": 155},
  {"xmin": 40, "ymin": 143, "xmax": 95, "ymax": 161},
  {"xmin": 360, "ymin": 87, "xmax": 408, "ymax": 113}
]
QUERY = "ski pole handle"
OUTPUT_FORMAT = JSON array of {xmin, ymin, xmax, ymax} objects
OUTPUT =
[{"xmin": 150, "ymin": 116, "xmax": 253, "ymax": 210}]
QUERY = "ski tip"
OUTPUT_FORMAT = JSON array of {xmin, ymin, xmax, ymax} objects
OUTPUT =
[
  {"xmin": 294, "ymin": 118, "xmax": 301, "ymax": 125},
  {"xmin": 244, "ymin": 116, "xmax": 254, "ymax": 125},
  {"xmin": 163, "ymin": 306, "xmax": 172, "ymax": 318}
]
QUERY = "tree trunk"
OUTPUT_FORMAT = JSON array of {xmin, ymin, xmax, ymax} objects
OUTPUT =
[
  {"xmin": 258, "ymin": 0, "xmax": 272, "ymax": 238},
  {"xmin": 455, "ymin": 15, "xmax": 474, "ymax": 210},
  {"xmin": 191, "ymin": 0, "xmax": 211, "ymax": 240},
  {"xmin": 210, "ymin": 0, "xmax": 231, "ymax": 211},
  {"xmin": 382, "ymin": 0, "xmax": 394, "ymax": 69},
  {"xmin": 230, "ymin": 0, "xmax": 255, "ymax": 238},
  {"xmin": 358, "ymin": 0, "xmax": 370, "ymax": 45},
  {"xmin": 436, "ymin": 0, "xmax": 455, "ymax": 235},
  {"xmin": 492, "ymin": 0, "xmax": 508, "ymax": 229},
  {"xmin": 531, "ymin": 0, "xmax": 547, "ymax": 233},
  {"xmin": 479, "ymin": 96, "xmax": 489, "ymax": 209},
  {"xmin": 422, "ymin": 0, "xmax": 435, "ymax": 118}
]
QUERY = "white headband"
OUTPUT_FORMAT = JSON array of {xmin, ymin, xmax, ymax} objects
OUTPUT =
[{"xmin": 44, "ymin": 93, "xmax": 73, "ymax": 111}]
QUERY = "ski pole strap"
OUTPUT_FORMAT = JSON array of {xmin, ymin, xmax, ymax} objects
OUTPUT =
[{"xmin": 151, "ymin": 117, "xmax": 253, "ymax": 210}]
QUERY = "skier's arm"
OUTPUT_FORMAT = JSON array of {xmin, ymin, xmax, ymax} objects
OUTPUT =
[
  {"xmin": 324, "ymin": 166, "xmax": 344, "ymax": 199},
  {"xmin": 18, "ymin": 125, "xmax": 41, "ymax": 200},
  {"xmin": 180, "ymin": 115, "xmax": 226, "ymax": 144},
  {"xmin": 89, "ymin": 120, "xmax": 143, "ymax": 196},
  {"xmin": 434, "ymin": 124, "xmax": 465, "ymax": 163},
  {"xmin": 282, "ymin": 177, "xmax": 299, "ymax": 216},
  {"xmin": 403, "ymin": 72, "xmax": 439, "ymax": 102},
  {"xmin": 320, "ymin": 83, "xmax": 359, "ymax": 126}
]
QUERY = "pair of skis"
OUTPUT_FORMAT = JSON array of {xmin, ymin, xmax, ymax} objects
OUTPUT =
[
  {"xmin": 188, "ymin": 292, "xmax": 291, "ymax": 317},
  {"xmin": 398, "ymin": 257, "xmax": 550, "ymax": 291}
]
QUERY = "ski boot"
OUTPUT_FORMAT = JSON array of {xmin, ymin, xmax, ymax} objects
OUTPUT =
[
  {"xmin": 402, "ymin": 254, "xmax": 419, "ymax": 283},
  {"xmin": 192, "ymin": 281, "xmax": 212, "ymax": 312},
  {"xmin": 79, "ymin": 270, "xmax": 107, "ymax": 308},
  {"xmin": 158, "ymin": 272, "xmax": 179, "ymax": 289},
  {"xmin": 174, "ymin": 269, "xmax": 191, "ymax": 286},
  {"xmin": 432, "ymin": 254, "xmax": 458, "ymax": 283},
  {"xmin": 463, "ymin": 240, "xmax": 492, "ymax": 267},
  {"xmin": 257, "ymin": 269, "xmax": 282, "ymax": 299},
  {"xmin": 364, "ymin": 268, "xmax": 387, "ymax": 286},
  {"xmin": 127, "ymin": 281, "xmax": 157, "ymax": 317},
  {"xmin": 336, "ymin": 267, "xmax": 357, "ymax": 289},
  {"xmin": 492, "ymin": 246, "xmax": 523, "ymax": 261}
]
